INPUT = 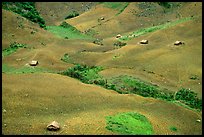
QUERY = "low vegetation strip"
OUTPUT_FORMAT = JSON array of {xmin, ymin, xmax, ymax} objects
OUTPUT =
[
  {"xmin": 105, "ymin": 112, "xmax": 153, "ymax": 135},
  {"xmin": 2, "ymin": 42, "xmax": 28, "ymax": 57},
  {"xmin": 46, "ymin": 22, "xmax": 93, "ymax": 40},
  {"xmin": 60, "ymin": 64, "xmax": 202, "ymax": 111},
  {"xmin": 119, "ymin": 17, "xmax": 194, "ymax": 41},
  {"xmin": 59, "ymin": 64, "xmax": 104, "ymax": 84},
  {"xmin": 2, "ymin": 64, "xmax": 53, "ymax": 74}
]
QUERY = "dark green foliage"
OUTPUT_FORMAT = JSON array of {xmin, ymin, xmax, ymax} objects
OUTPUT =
[
  {"xmin": 113, "ymin": 41, "xmax": 127, "ymax": 48},
  {"xmin": 65, "ymin": 11, "xmax": 79, "ymax": 19},
  {"xmin": 2, "ymin": 2, "xmax": 46, "ymax": 28},
  {"xmin": 157, "ymin": 2, "xmax": 172, "ymax": 8},
  {"xmin": 93, "ymin": 38, "xmax": 103, "ymax": 45},
  {"xmin": 169, "ymin": 126, "xmax": 178, "ymax": 132},
  {"xmin": 59, "ymin": 21, "xmax": 81, "ymax": 33},
  {"xmin": 175, "ymin": 88, "xmax": 202, "ymax": 110},
  {"xmin": 60, "ymin": 65, "xmax": 201, "ymax": 111},
  {"xmin": 60, "ymin": 64, "xmax": 103, "ymax": 84},
  {"xmin": 189, "ymin": 75, "xmax": 199, "ymax": 80}
]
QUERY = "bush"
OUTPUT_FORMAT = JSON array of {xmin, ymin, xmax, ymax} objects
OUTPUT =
[
  {"xmin": 157, "ymin": 2, "xmax": 172, "ymax": 8},
  {"xmin": 175, "ymin": 88, "xmax": 202, "ymax": 110},
  {"xmin": 60, "ymin": 64, "xmax": 103, "ymax": 84},
  {"xmin": 59, "ymin": 21, "xmax": 81, "ymax": 33},
  {"xmin": 65, "ymin": 11, "xmax": 79, "ymax": 19},
  {"xmin": 169, "ymin": 126, "xmax": 177, "ymax": 132},
  {"xmin": 93, "ymin": 38, "xmax": 103, "ymax": 45},
  {"xmin": 113, "ymin": 41, "xmax": 127, "ymax": 48},
  {"xmin": 61, "ymin": 53, "xmax": 70, "ymax": 63}
]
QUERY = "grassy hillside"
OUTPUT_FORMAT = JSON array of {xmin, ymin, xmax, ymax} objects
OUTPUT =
[
  {"xmin": 2, "ymin": 2, "xmax": 202, "ymax": 135},
  {"xmin": 46, "ymin": 22, "xmax": 93, "ymax": 40}
]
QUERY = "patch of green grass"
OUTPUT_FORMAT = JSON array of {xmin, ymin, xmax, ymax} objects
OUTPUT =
[
  {"xmin": 46, "ymin": 22, "xmax": 93, "ymax": 40},
  {"xmin": 101, "ymin": 2, "xmax": 129, "ymax": 16},
  {"xmin": 2, "ymin": 64, "xmax": 53, "ymax": 74},
  {"xmin": 119, "ymin": 17, "xmax": 194, "ymax": 41},
  {"xmin": 105, "ymin": 112, "xmax": 153, "ymax": 135},
  {"xmin": 169, "ymin": 126, "xmax": 178, "ymax": 132},
  {"xmin": 2, "ymin": 42, "xmax": 28, "ymax": 57}
]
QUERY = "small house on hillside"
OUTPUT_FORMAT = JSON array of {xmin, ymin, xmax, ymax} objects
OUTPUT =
[
  {"xmin": 116, "ymin": 34, "xmax": 122, "ymax": 38},
  {"xmin": 174, "ymin": 41, "xmax": 185, "ymax": 46},
  {"xmin": 139, "ymin": 39, "xmax": 148, "ymax": 44},
  {"xmin": 29, "ymin": 60, "xmax": 38, "ymax": 66}
]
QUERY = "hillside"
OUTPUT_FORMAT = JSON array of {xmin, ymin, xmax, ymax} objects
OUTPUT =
[{"xmin": 2, "ymin": 2, "xmax": 202, "ymax": 135}]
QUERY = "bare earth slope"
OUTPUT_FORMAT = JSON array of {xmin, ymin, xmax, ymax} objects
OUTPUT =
[{"xmin": 2, "ymin": 73, "xmax": 202, "ymax": 135}]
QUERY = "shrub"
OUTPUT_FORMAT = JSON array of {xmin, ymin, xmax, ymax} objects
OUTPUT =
[
  {"xmin": 113, "ymin": 41, "xmax": 127, "ymax": 48},
  {"xmin": 61, "ymin": 53, "xmax": 70, "ymax": 63},
  {"xmin": 157, "ymin": 2, "xmax": 172, "ymax": 8},
  {"xmin": 169, "ymin": 126, "xmax": 177, "ymax": 132},
  {"xmin": 65, "ymin": 11, "xmax": 79, "ymax": 19},
  {"xmin": 175, "ymin": 88, "xmax": 202, "ymax": 110},
  {"xmin": 60, "ymin": 64, "xmax": 103, "ymax": 84},
  {"xmin": 189, "ymin": 75, "xmax": 199, "ymax": 80},
  {"xmin": 59, "ymin": 21, "xmax": 81, "ymax": 33},
  {"xmin": 93, "ymin": 38, "xmax": 103, "ymax": 45}
]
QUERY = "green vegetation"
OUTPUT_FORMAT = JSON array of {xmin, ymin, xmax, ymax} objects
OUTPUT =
[
  {"xmin": 93, "ymin": 38, "xmax": 103, "ymax": 45},
  {"xmin": 46, "ymin": 22, "xmax": 93, "ymax": 40},
  {"xmin": 2, "ymin": 2, "xmax": 46, "ymax": 28},
  {"xmin": 107, "ymin": 75, "xmax": 174, "ymax": 100},
  {"xmin": 101, "ymin": 2, "xmax": 129, "ymax": 16},
  {"xmin": 157, "ymin": 2, "xmax": 172, "ymax": 8},
  {"xmin": 105, "ymin": 112, "xmax": 153, "ymax": 135},
  {"xmin": 113, "ymin": 41, "xmax": 127, "ymax": 48},
  {"xmin": 60, "ymin": 53, "xmax": 75, "ymax": 64},
  {"xmin": 61, "ymin": 53, "xmax": 70, "ymax": 63},
  {"xmin": 119, "ymin": 17, "xmax": 194, "ymax": 41},
  {"xmin": 60, "ymin": 65, "xmax": 202, "ymax": 111},
  {"xmin": 169, "ymin": 126, "xmax": 178, "ymax": 132},
  {"xmin": 175, "ymin": 88, "xmax": 202, "ymax": 110},
  {"xmin": 2, "ymin": 64, "xmax": 52, "ymax": 74},
  {"xmin": 189, "ymin": 75, "xmax": 199, "ymax": 80},
  {"xmin": 60, "ymin": 64, "xmax": 104, "ymax": 84},
  {"xmin": 2, "ymin": 42, "xmax": 28, "ymax": 57},
  {"xmin": 85, "ymin": 29, "xmax": 99, "ymax": 37},
  {"xmin": 65, "ymin": 11, "xmax": 79, "ymax": 19}
]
